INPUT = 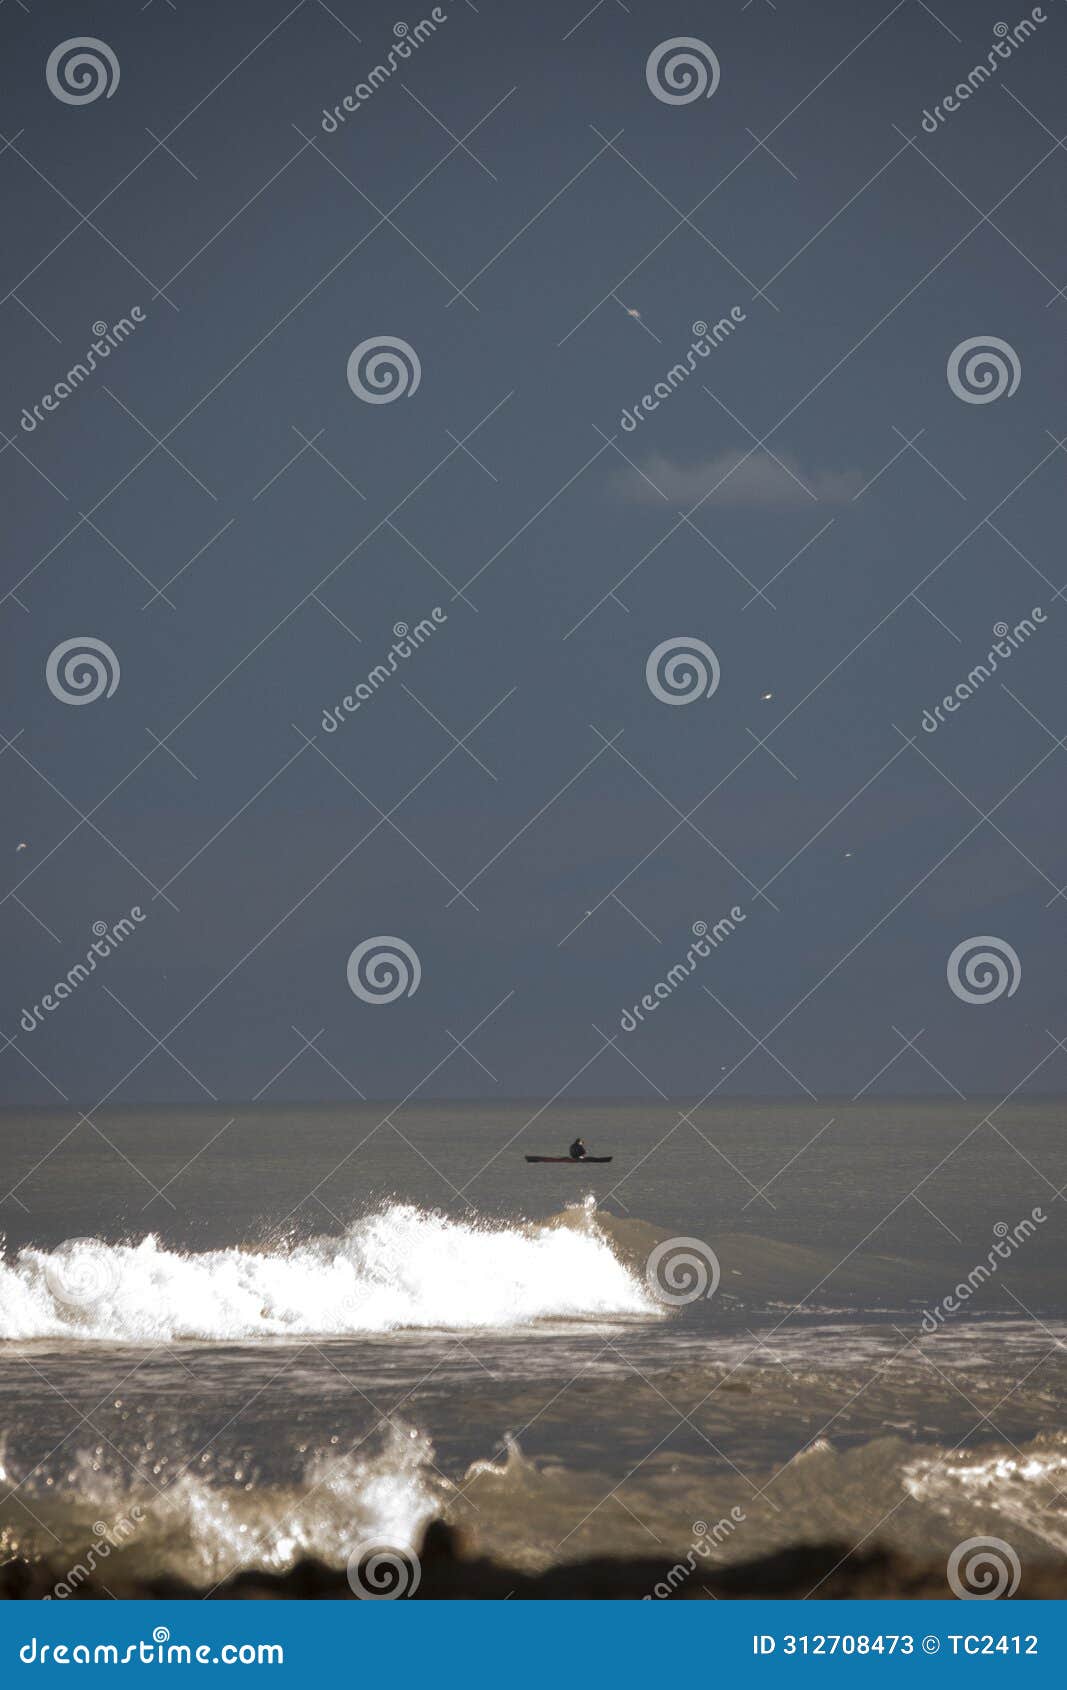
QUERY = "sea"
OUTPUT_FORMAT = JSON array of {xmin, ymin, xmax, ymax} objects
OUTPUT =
[{"xmin": 0, "ymin": 1098, "xmax": 1063, "ymax": 1592}]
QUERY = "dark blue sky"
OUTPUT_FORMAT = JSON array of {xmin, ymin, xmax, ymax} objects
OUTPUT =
[{"xmin": 2, "ymin": 0, "xmax": 1065, "ymax": 1104}]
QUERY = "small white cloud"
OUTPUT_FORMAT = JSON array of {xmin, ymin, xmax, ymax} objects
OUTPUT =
[{"xmin": 615, "ymin": 447, "xmax": 862, "ymax": 507}]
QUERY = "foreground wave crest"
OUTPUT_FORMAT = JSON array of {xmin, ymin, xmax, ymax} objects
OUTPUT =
[
  {"xmin": 0, "ymin": 1202, "xmax": 658, "ymax": 1341},
  {"xmin": 5, "ymin": 1423, "xmax": 1067, "ymax": 1587}
]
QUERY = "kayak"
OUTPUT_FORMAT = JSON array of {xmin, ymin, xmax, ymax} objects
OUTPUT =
[{"xmin": 524, "ymin": 1155, "xmax": 613, "ymax": 1163}]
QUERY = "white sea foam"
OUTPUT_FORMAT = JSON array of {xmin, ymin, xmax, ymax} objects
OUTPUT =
[
  {"xmin": 903, "ymin": 1440, "xmax": 1067, "ymax": 1555},
  {"xmin": 0, "ymin": 1203, "xmax": 658, "ymax": 1342},
  {"xmin": 0, "ymin": 1421, "xmax": 445, "ymax": 1585}
]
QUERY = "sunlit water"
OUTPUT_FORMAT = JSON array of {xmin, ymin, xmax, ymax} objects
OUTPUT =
[{"xmin": 0, "ymin": 1100, "xmax": 1063, "ymax": 1585}]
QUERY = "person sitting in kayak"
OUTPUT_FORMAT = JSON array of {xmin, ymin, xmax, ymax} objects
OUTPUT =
[{"xmin": 569, "ymin": 1137, "xmax": 588, "ymax": 1160}]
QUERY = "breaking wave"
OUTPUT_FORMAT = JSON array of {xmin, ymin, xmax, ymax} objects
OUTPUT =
[
  {"xmin": 0, "ymin": 1421, "xmax": 446, "ymax": 1586},
  {"xmin": 0, "ymin": 1202, "xmax": 658, "ymax": 1342},
  {"xmin": 6, "ymin": 1423, "xmax": 1067, "ymax": 1588}
]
